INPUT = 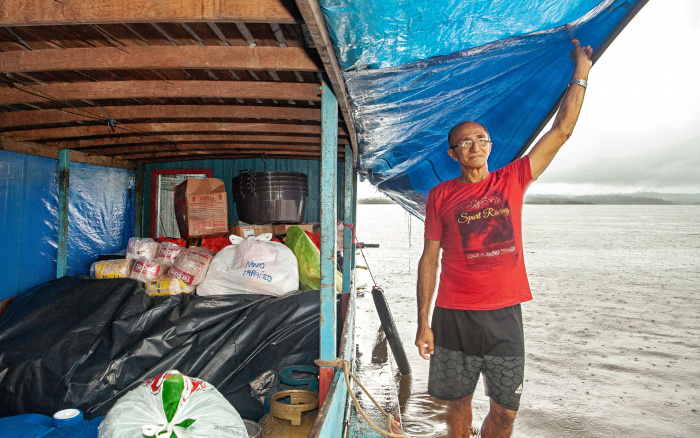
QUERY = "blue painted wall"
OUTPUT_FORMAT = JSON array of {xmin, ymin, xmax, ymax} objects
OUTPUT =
[
  {"xmin": 143, "ymin": 157, "xmax": 346, "ymax": 237},
  {"xmin": 0, "ymin": 150, "xmax": 134, "ymax": 299}
]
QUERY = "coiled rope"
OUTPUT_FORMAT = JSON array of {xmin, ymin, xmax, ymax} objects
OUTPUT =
[{"xmin": 315, "ymin": 358, "xmax": 409, "ymax": 438}]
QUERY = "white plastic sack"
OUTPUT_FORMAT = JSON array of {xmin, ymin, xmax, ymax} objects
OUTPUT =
[
  {"xmin": 126, "ymin": 237, "xmax": 159, "ymax": 261},
  {"xmin": 197, "ymin": 234, "xmax": 299, "ymax": 297},
  {"xmin": 156, "ymin": 242, "xmax": 186, "ymax": 267},
  {"xmin": 130, "ymin": 258, "xmax": 166, "ymax": 282},
  {"xmin": 168, "ymin": 247, "xmax": 214, "ymax": 286},
  {"xmin": 98, "ymin": 370, "xmax": 248, "ymax": 438}
]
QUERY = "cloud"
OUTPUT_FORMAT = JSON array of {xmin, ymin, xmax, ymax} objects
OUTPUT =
[{"xmin": 534, "ymin": 137, "xmax": 700, "ymax": 192}]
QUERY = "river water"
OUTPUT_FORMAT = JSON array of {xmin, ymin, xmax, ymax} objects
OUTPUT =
[{"xmin": 352, "ymin": 203, "xmax": 699, "ymax": 438}]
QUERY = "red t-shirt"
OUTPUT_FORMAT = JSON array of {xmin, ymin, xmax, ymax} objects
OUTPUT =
[{"xmin": 424, "ymin": 157, "xmax": 534, "ymax": 310}]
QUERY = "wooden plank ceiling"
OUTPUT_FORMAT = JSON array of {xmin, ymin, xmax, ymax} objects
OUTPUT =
[{"xmin": 0, "ymin": 0, "xmax": 355, "ymax": 169}]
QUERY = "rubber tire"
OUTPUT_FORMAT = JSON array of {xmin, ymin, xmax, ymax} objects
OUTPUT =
[{"xmin": 371, "ymin": 287, "xmax": 412, "ymax": 375}]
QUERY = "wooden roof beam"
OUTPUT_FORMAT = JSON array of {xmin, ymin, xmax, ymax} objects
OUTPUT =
[
  {"xmin": 0, "ymin": 80, "xmax": 322, "ymax": 106},
  {"xmin": 0, "ymin": 0, "xmax": 299, "ymax": 26},
  {"xmin": 0, "ymin": 105, "xmax": 323, "ymax": 128},
  {"xmin": 0, "ymin": 134, "xmax": 136, "ymax": 169},
  {"xmin": 295, "ymin": 0, "xmax": 358, "ymax": 164},
  {"xmin": 0, "ymin": 46, "xmax": 322, "ymax": 73},
  {"xmin": 7, "ymin": 121, "xmax": 349, "ymax": 141},
  {"xmin": 132, "ymin": 149, "xmax": 343, "ymax": 164},
  {"xmin": 46, "ymin": 134, "xmax": 350, "ymax": 151},
  {"xmin": 84, "ymin": 142, "xmax": 324, "ymax": 156},
  {"xmin": 106, "ymin": 142, "xmax": 324, "ymax": 157}
]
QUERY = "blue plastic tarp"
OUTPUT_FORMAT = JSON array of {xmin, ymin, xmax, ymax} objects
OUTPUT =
[
  {"xmin": 319, "ymin": 0, "xmax": 646, "ymax": 218},
  {"xmin": 0, "ymin": 150, "xmax": 134, "ymax": 299}
]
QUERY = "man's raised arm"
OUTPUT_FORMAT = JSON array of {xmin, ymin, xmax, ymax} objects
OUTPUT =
[{"xmin": 528, "ymin": 39, "xmax": 594, "ymax": 179}]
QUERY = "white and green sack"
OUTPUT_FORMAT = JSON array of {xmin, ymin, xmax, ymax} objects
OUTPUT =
[{"xmin": 98, "ymin": 370, "xmax": 248, "ymax": 438}]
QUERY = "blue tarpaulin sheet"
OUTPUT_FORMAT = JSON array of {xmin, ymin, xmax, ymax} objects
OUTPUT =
[
  {"xmin": 319, "ymin": 0, "xmax": 646, "ymax": 217},
  {"xmin": 0, "ymin": 150, "xmax": 134, "ymax": 299}
]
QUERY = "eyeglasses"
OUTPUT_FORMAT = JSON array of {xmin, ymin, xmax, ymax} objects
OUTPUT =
[{"xmin": 451, "ymin": 138, "xmax": 491, "ymax": 149}]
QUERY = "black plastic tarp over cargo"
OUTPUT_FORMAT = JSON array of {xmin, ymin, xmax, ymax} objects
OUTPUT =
[{"xmin": 0, "ymin": 277, "xmax": 319, "ymax": 421}]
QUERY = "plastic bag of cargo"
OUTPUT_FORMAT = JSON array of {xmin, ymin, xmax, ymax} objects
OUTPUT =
[
  {"xmin": 285, "ymin": 226, "xmax": 342, "ymax": 292},
  {"xmin": 91, "ymin": 259, "xmax": 133, "ymax": 279},
  {"xmin": 168, "ymin": 247, "xmax": 215, "ymax": 286},
  {"xmin": 156, "ymin": 242, "xmax": 186, "ymax": 267},
  {"xmin": 126, "ymin": 237, "xmax": 160, "ymax": 261},
  {"xmin": 145, "ymin": 276, "xmax": 195, "ymax": 296},
  {"xmin": 197, "ymin": 234, "xmax": 299, "ymax": 297},
  {"xmin": 130, "ymin": 258, "xmax": 166, "ymax": 282},
  {"xmin": 98, "ymin": 370, "xmax": 248, "ymax": 438}
]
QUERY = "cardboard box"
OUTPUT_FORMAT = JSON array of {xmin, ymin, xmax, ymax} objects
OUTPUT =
[
  {"xmin": 272, "ymin": 223, "xmax": 315, "ymax": 236},
  {"xmin": 174, "ymin": 178, "xmax": 228, "ymax": 239},
  {"xmin": 229, "ymin": 222, "xmax": 273, "ymax": 239}
]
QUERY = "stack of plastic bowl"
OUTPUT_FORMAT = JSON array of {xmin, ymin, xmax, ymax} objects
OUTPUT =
[{"xmin": 232, "ymin": 171, "xmax": 308, "ymax": 224}]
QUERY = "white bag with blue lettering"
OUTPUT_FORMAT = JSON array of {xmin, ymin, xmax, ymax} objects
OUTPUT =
[{"xmin": 197, "ymin": 234, "xmax": 299, "ymax": 297}]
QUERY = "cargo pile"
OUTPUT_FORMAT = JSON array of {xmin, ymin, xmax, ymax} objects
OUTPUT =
[{"xmin": 89, "ymin": 176, "xmax": 341, "ymax": 299}]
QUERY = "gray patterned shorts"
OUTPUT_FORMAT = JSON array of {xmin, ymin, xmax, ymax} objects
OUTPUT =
[{"xmin": 428, "ymin": 305, "xmax": 524, "ymax": 411}]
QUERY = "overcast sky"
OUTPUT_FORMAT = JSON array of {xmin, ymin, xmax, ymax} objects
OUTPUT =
[
  {"xmin": 359, "ymin": 0, "xmax": 700, "ymax": 198},
  {"xmin": 530, "ymin": 0, "xmax": 700, "ymax": 194}
]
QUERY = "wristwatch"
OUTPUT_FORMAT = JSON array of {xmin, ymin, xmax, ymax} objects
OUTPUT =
[{"xmin": 569, "ymin": 78, "xmax": 588, "ymax": 89}]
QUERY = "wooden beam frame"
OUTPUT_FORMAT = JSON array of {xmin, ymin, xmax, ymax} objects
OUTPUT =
[
  {"xmin": 0, "ymin": 135, "xmax": 136, "ymax": 169},
  {"xmin": 44, "ymin": 133, "xmax": 350, "ymax": 150},
  {"xmin": 135, "ymin": 149, "xmax": 344, "ymax": 164},
  {"xmin": 0, "ymin": 81, "xmax": 321, "ymax": 106},
  {"xmin": 0, "ymin": 46, "xmax": 321, "ymax": 73},
  {"xmin": 0, "ymin": 0, "xmax": 298, "ymax": 26},
  {"xmin": 295, "ymin": 0, "xmax": 358, "ymax": 165},
  {"xmin": 0, "ymin": 105, "xmax": 323, "ymax": 128},
  {"xmin": 108, "ymin": 143, "xmax": 324, "ymax": 158},
  {"xmin": 6, "ymin": 121, "xmax": 348, "ymax": 141}
]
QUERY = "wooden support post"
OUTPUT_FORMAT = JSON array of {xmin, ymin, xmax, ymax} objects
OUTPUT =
[
  {"xmin": 57, "ymin": 149, "xmax": 70, "ymax": 278},
  {"xmin": 342, "ymin": 145, "xmax": 353, "ymax": 296},
  {"xmin": 134, "ymin": 164, "xmax": 145, "ymax": 237},
  {"xmin": 352, "ymin": 172, "xmax": 358, "ymax": 271},
  {"xmin": 319, "ymin": 81, "xmax": 338, "ymax": 406}
]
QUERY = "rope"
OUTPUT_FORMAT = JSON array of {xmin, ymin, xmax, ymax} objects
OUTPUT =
[
  {"xmin": 343, "ymin": 222, "xmax": 377, "ymax": 287},
  {"xmin": 315, "ymin": 358, "xmax": 409, "ymax": 438}
]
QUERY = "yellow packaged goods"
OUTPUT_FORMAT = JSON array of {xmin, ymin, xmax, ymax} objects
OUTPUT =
[
  {"xmin": 167, "ymin": 247, "xmax": 214, "ymax": 285},
  {"xmin": 145, "ymin": 277, "xmax": 195, "ymax": 296},
  {"xmin": 155, "ymin": 242, "xmax": 186, "ymax": 267},
  {"xmin": 174, "ymin": 177, "xmax": 228, "ymax": 239},
  {"xmin": 126, "ymin": 237, "xmax": 159, "ymax": 261},
  {"xmin": 129, "ymin": 259, "xmax": 164, "ymax": 282},
  {"xmin": 90, "ymin": 259, "xmax": 133, "ymax": 279}
]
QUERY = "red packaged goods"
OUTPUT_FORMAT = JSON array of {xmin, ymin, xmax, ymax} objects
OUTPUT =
[
  {"xmin": 155, "ymin": 242, "xmax": 186, "ymax": 267},
  {"xmin": 168, "ymin": 247, "xmax": 214, "ymax": 285},
  {"xmin": 129, "ymin": 259, "xmax": 164, "ymax": 282},
  {"xmin": 174, "ymin": 178, "xmax": 228, "ymax": 239},
  {"xmin": 157, "ymin": 235, "xmax": 232, "ymax": 254}
]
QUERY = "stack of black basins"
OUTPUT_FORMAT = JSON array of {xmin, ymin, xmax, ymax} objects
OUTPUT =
[{"xmin": 232, "ymin": 170, "xmax": 308, "ymax": 224}]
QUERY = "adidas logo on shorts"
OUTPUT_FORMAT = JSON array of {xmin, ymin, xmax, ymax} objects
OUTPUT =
[{"xmin": 515, "ymin": 383, "xmax": 523, "ymax": 394}]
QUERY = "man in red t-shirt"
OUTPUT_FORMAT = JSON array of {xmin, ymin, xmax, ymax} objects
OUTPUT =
[{"xmin": 415, "ymin": 40, "xmax": 593, "ymax": 438}]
